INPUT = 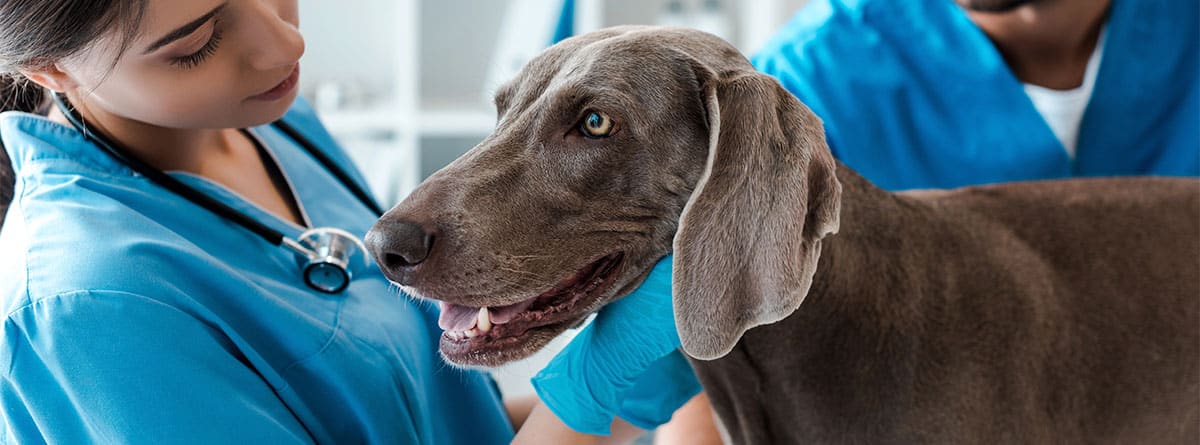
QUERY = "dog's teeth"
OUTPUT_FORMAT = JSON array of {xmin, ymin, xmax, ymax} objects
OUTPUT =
[
  {"xmin": 465, "ymin": 328, "xmax": 479, "ymax": 338},
  {"xmin": 477, "ymin": 306, "xmax": 493, "ymax": 333}
]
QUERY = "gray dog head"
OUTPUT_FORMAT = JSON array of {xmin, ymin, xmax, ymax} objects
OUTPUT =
[{"xmin": 366, "ymin": 26, "xmax": 841, "ymax": 367}]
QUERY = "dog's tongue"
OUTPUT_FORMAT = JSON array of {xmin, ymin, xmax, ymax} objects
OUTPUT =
[
  {"xmin": 437, "ymin": 298, "xmax": 538, "ymax": 331},
  {"xmin": 438, "ymin": 303, "xmax": 479, "ymax": 331}
]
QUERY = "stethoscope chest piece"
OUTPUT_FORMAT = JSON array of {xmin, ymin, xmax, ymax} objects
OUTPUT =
[{"xmin": 285, "ymin": 227, "xmax": 370, "ymax": 294}]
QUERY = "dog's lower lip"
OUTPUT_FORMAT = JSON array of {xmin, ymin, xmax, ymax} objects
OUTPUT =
[
  {"xmin": 439, "ymin": 252, "xmax": 624, "ymax": 362},
  {"xmin": 440, "ymin": 320, "xmax": 577, "ymax": 365}
]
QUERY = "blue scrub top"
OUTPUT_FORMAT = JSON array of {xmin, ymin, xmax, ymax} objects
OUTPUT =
[
  {"xmin": 753, "ymin": 0, "xmax": 1199, "ymax": 191},
  {"xmin": 0, "ymin": 100, "xmax": 515, "ymax": 444}
]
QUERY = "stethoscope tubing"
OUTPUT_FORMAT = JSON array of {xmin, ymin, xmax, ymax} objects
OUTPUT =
[
  {"xmin": 51, "ymin": 93, "xmax": 384, "ymax": 293},
  {"xmin": 51, "ymin": 93, "xmax": 383, "ymax": 244}
]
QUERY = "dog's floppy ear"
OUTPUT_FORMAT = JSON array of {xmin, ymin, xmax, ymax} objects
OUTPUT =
[{"xmin": 673, "ymin": 71, "xmax": 842, "ymax": 360}]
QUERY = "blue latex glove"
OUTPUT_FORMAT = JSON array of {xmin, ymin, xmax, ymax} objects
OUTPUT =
[{"xmin": 531, "ymin": 255, "xmax": 701, "ymax": 435}]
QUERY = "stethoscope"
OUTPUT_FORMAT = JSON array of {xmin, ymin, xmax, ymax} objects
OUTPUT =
[{"xmin": 52, "ymin": 93, "xmax": 385, "ymax": 294}]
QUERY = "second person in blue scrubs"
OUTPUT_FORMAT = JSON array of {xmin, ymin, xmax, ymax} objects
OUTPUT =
[{"xmin": 752, "ymin": 0, "xmax": 1198, "ymax": 191}]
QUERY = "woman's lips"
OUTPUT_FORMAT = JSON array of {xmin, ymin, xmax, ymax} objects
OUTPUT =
[{"xmin": 248, "ymin": 65, "xmax": 300, "ymax": 102}]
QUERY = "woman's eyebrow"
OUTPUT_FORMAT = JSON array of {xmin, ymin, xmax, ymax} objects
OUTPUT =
[{"xmin": 142, "ymin": 3, "xmax": 228, "ymax": 54}]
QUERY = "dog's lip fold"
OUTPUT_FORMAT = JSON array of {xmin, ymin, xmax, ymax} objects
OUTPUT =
[{"xmin": 437, "ymin": 252, "xmax": 624, "ymax": 359}]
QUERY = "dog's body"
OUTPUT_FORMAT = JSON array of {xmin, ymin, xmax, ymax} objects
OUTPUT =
[
  {"xmin": 698, "ymin": 167, "xmax": 1199, "ymax": 444},
  {"xmin": 366, "ymin": 26, "xmax": 1200, "ymax": 444}
]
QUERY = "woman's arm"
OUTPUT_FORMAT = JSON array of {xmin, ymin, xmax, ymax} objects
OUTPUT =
[
  {"xmin": 652, "ymin": 393, "xmax": 724, "ymax": 445},
  {"xmin": 512, "ymin": 400, "xmax": 645, "ymax": 445},
  {"xmin": 504, "ymin": 394, "xmax": 539, "ymax": 430}
]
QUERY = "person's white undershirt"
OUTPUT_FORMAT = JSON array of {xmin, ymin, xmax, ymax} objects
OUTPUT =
[{"xmin": 1022, "ymin": 28, "xmax": 1107, "ymax": 159}]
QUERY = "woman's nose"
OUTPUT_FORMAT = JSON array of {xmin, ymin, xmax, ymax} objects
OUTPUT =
[{"xmin": 244, "ymin": 0, "xmax": 306, "ymax": 71}]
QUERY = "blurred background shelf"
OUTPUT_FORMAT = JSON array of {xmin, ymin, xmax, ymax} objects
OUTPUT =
[{"xmin": 316, "ymin": 107, "xmax": 495, "ymax": 138}]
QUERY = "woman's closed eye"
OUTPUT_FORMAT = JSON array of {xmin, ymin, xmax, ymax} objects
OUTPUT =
[{"xmin": 170, "ymin": 22, "xmax": 224, "ymax": 69}]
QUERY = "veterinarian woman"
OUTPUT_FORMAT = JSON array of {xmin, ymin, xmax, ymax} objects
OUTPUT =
[
  {"xmin": 525, "ymin": 0, "xmax": 1200, "ymax": 441},
  {"xmin": 0, "ymin": 1, "xmax": 697, "ymax": 443}
]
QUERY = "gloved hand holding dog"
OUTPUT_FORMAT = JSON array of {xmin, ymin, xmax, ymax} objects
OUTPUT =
[{"xmin": 531, "ymin": 255, "xmax": 700, "ymax": 435}]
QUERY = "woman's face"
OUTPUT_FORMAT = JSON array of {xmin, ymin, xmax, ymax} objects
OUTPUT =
[{"xmin": 60, "ymin": 0, "xmax": 304, "ymax": 129}]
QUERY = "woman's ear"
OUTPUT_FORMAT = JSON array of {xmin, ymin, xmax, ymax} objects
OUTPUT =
[{"xmin": 19, "ymin": 63, "xmax": 77, "ymax": 93}]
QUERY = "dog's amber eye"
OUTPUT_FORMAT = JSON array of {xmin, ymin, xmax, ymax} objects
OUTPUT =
[{"xmin": 580, "ymin": 111, "xmax": 614, "ymax": 138}]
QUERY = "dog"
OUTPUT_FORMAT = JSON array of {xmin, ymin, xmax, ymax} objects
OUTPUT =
[
  {"xmin": 365, "ymin": 26, "xmax": 1200, "ymax": 444},
  {"xmin": 0, "ymin": 146, "xmax": 11, "ymax": 228}
]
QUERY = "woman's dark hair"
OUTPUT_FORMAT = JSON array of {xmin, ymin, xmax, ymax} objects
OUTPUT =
[{"xmin": 0, "ymin": 0, "xmax": 145, "ymax": 227}]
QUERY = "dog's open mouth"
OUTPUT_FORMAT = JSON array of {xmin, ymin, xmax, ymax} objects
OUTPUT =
[{"xmin": 437, "ymin": 252, "xmax": 624, "ymax": 365}]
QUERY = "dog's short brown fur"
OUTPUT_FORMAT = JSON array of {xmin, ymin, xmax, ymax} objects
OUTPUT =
[
  {"xmin": 366, "ymin": 26, "xmax": 1200, "ymax": 444},
  {"xmin": 0, "ymin": 146, "xmax": 11, "ymax": 228}
]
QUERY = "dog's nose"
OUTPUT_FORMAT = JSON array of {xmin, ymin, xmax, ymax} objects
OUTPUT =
[{"xmin": 365, "ymin": 219, "xmax": 436, "ymax": 278}]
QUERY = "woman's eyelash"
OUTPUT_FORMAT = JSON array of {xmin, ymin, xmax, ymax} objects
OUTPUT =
[{"xmin": 170, "ymin": 27, "xmax": 224, "ymax": 69}]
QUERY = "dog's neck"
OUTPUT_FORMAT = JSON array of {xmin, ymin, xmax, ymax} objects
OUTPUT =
[{"xmin": 805, "ymin": 164, "xmax": 950, "ymax": 321}]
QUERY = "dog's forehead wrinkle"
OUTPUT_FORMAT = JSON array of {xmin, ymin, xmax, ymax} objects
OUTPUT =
[
  {"xmin": 506, "ymin": 39, "xmax": 710, "ymax": 140},
  {"xmin": 505, "ymin": 57, "xmax": 569, "ymax": 118},
  {"xmin": 512, "ymin": 35, "xmax": 615, "ymax": 105},
  {"xmin": 540, "ymin": 37, "xmax": 673, "ymax": 93}
]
